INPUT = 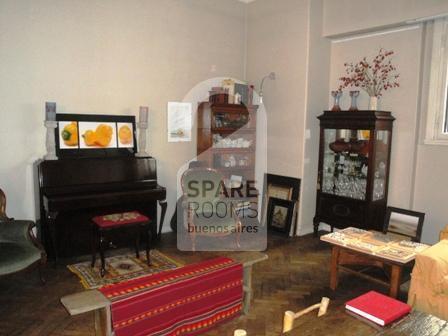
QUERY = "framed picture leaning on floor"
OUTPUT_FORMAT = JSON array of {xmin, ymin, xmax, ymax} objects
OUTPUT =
[
  {"xmin": 261, "ymin": 174, "xmax": 301, "ymax": 236},
  {"xmin": 266, "ymin": 197, "xmax": 295, "ymax": 235}
]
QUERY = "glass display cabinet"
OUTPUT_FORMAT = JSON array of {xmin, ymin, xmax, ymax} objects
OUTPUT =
[{"xmin": 313, "ymin": 110, "xmax": 395, "ymax": 236}]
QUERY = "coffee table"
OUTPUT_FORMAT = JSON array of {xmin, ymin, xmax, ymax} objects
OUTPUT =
[
  {"xmin": 320, "ymin": 229, "xmax": 426, "ymax": 298},
  {"xmin": 328, "ymin": 244, "xmax": 413, "ymax": 298}
]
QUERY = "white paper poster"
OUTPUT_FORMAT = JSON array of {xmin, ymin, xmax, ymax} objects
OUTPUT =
[{"xmin": 167, "ymin": 102, "xmax": 192, "ymax": 142}]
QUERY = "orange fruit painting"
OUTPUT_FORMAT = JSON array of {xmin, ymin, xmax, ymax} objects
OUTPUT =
[
  {"xmin": 82, "ymin": 124, "xmax": 113, "ymax": 147},
  {"xmin": 61, "ymin": 122, "xmax": 78, "ymax": 146},
  {"xmin": 118, "ymin": 125, "xmax": 132, "ymax": 145},
  {"xmin": 83, "ymin": 130, "xmax": 96, "ymax": 146}
]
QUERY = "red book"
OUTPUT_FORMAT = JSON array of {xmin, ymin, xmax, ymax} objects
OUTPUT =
[{"xmin": 345, "ymin": 291, "xmax": 411, "ymax": 326}]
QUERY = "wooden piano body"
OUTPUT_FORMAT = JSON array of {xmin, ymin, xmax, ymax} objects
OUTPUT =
[{"xmin": 37, "ymin": 156, "xmax": 167, "ymax": 260}]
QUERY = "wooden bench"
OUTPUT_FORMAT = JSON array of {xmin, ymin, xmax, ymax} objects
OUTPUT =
[{"xmin": 61, "ymin": 252, "xmax": 268, "ymax": 336}]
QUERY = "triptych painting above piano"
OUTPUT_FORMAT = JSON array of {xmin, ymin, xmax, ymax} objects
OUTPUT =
[
  {"xmin": 55, "ymin": 113, "xmax": 137, "ymax": 158},
  {"xmin": 37, "ymin": 104, "xmax": 167, "ymax": 261}
]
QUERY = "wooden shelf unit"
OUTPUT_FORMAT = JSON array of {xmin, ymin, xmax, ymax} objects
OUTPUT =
[{"xmin": 197, "ymin": 101, "xmax": 258, "ymax": 189}]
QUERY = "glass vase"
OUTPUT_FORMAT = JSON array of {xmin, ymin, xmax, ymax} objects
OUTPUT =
[
  {"xmin": 331, "ymin": 91, "xmax": 342, "ymax": 111},
  {"xmin": 349, "ymin": 91, "xmax": 359, "ymax": 111}
]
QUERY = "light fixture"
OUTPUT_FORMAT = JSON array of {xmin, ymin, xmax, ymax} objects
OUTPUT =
[{"xmin": 259, "ymin": 72, "xmax": 276, "ymax": 104}]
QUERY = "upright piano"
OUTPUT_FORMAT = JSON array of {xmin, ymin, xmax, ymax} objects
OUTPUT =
[{"xmin": 37, "ymin": 157, "xmax": 167, "ymax": 260}]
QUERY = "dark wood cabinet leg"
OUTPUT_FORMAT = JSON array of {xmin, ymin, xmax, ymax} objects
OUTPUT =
[
  {"xmin": 157, "ymin": 199, "xmax": 167, "ymax": 239},
  {"xmin": 313, "ymin": 217, "xmax": 319, "ymax": 237}
]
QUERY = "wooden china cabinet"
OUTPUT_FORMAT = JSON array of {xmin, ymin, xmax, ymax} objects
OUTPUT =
[
  {"xmin": 197, "ymin": 102, "xmax": 258, "ymax": 203},
  {"xmin": 313, "ymin": 110, "xmax": 395, "ymax": 236}
]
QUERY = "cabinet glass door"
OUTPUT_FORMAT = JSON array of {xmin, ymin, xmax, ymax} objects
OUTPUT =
[
  {"xmin": 322, "ymin": 129, "xmax": 370, "ymax": 200},
  {"xmin": 372, "ymin": 130, "xmax": 390, "ymax": 200}
]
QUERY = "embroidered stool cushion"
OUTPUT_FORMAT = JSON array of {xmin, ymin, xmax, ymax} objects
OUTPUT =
[{"xmin": 92, "ymin": 211, "xmax": 150, "ymax": 229}]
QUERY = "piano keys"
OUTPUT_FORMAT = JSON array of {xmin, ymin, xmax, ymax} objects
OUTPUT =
[{"xmin": 37, "ymin": 156, "xmax": 167, "ymax": 261}]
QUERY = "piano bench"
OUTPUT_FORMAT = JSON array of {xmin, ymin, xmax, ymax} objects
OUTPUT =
[{"xmin": 91, "ymin": 211, "xmax": 152, "ymax": 277}]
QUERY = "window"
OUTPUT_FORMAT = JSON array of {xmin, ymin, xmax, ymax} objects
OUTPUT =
[{"xmin": 425, "ymin": 17, "xmax": 448, "ymax": 144}]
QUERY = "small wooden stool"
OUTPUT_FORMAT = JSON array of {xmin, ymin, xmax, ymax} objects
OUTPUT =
[{"xmin": 91, "ymin": 211, "xmax": 151, "ymax": 277}]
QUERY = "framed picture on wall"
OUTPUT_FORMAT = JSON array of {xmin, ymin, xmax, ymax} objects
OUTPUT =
[
  {"xmin": 55, "ymin": 114, "xmax": 137, "ymax": 158},
  {"xmin": 167, "ymin": 102, "xmax": 192, "ymax": 142},
  {"xmin": 58, "ymin": 121, "xmax": 79, "ymax": 149},
  {"xmin": 78, "ymin": 122, "xmax": 117, "ymax": 149},
  {"xmin": 117, "ymin": 122, "xmax": 135, "ymax": 148}
]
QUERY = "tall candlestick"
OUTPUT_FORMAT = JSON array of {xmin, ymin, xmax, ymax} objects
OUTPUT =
[
  {"xmin": 135, "ymin": 106, "xmax": 149, "ymax": 157},
  {"xmin": 45, "ymin": 102, "xmax": 56, "ymax": 121},
  {"xmin": 44, "ymin": 101, "xmax": 58, "ymax": 160},
  {"xmin": 139, "ymin": 106, "xmax": 149, "ymax": 123}
]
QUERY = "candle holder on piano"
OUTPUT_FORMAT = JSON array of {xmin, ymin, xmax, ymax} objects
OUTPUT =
[
  {"xmin": 135, "ymin": 106, "xmax": 149, "ymax": 157},
  {"xmin": 44, "ymin": 102, "xmax": 58, "ymax": 161}
]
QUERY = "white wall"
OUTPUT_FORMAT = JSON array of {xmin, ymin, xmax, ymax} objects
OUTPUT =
[
  {"xmin": 299, "ymin": 0, "xmax": 331, "ymax": 235},
  {"xmin": 245, "ymin": 0, "xmax": 334, "ymax": 236},
  {"xmin": 0, "ymin": 0, "xmax": 247, "ymax": 226},
  {"xmin": 329, "ymin": 26, "xmax": 423, "ymax": 209},
  {"xmin": 246, "ymin": 1, "xmax": 448, "ymax": 242},
  {"xmin": 413, "ymin": 22, "xmax": 448, "ymax": 243},
  {"xmin": 2, "ymin": 1, "xmax": 446, "ymax": 243},
  {"xmin": 246, "ymin": 0, "xmax": 309, "ymax": 178},
  {"xmin": 323, "ymin": 0, "xmax": 448, "ymax": 37}
]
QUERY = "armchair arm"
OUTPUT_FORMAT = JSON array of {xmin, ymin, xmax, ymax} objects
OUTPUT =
[
  {"xmin": 0, "ymin": 220, "xmax": 35, "ymax": 243},
  {"xmin": 0, "ymin": 214, "xmax": 13, "ymax": 221}
]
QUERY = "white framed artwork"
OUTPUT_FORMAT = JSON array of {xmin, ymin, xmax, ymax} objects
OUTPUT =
[{"xmin": 167, "ymin": 102, "xmax": 192, "ymax": 142}]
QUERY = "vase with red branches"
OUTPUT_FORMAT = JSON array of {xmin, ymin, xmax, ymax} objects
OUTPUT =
[{"xmin": 339, "ymin": 48, "xmax": 399, "ymax": 110}]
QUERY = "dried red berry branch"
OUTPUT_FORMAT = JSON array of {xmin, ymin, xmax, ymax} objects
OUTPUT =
[{"xmin": 339, "ymin": 49, "xmax": 400, "ymax": 97}]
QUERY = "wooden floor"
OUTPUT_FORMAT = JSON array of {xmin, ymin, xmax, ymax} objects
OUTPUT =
[{"xmin": 0, "ymin": 232, "xmax": 444, "ymax": 336}]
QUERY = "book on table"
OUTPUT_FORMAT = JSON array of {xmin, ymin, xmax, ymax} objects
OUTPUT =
[{"xmin": 345, "ymin": 291, "xmax": 411, "ymax": 326}]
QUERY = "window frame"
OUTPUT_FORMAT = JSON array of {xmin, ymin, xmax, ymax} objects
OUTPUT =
[{"xmin": 425, "ymin": 17, "xmax": 448, "ymax": 145}]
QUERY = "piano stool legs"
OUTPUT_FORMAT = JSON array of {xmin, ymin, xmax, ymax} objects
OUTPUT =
[
  {"xmin": 99, "ymin": 235, "xmax": 106, "ymax": 278},
  {"xmin": 91, "ymin": 225, "xmax": 97, "ymax": 268},
  {"xmin": 135, "ymin": 224, "xmax": 153, "ymax": 265},
  {"xmin": 135, "ymin": 227, "xmax": 140, "ymax": 259},
  {"xmin": 91, "ymin": 221, "xmax": 152, "ymax": 277},
  {"xmin": 146, "ymin": 227, "xmax": 152, "ymax": 265}
]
